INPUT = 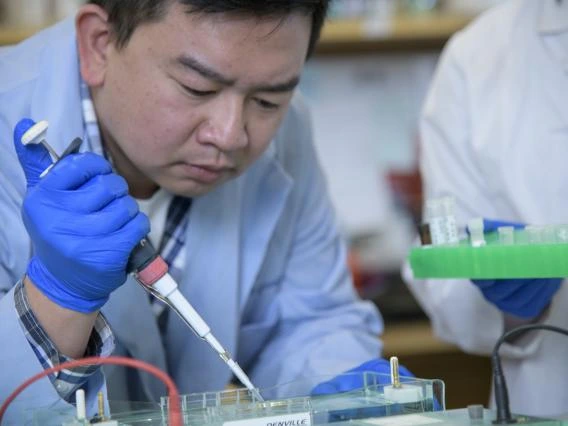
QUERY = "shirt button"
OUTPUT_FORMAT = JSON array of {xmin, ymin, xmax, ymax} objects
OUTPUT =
[{"xmin": 55, "ymin": 382, "xmax": 71, "ymax": 393}]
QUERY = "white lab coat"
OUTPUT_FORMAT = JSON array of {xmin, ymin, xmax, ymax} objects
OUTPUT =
[
  {"xmin": 0, "ymin": 19, "xmax": 382, "ymax": 422},
  {"xmin": 404, "ymin": 0, "xmax": 568, "ymax": 418}
]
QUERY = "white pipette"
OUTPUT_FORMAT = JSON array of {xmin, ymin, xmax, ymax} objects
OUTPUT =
[{"xmin": 127, "ymin": 239, "xmax": 264, "ymax": 402}]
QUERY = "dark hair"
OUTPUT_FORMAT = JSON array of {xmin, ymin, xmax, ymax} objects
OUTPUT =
[{"xmin": 88, "ymin": 0, "xmax": 330, "ymax": 57}]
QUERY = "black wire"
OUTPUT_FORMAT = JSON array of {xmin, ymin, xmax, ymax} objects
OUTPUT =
[{"xmin": 491, "ymin": 324, "xmax": 568, "ymax": 424}]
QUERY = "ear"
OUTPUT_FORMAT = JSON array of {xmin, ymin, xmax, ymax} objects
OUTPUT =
[{"xmin": 76, "ymin": 4, "xmax": 112, "ymax": 87}]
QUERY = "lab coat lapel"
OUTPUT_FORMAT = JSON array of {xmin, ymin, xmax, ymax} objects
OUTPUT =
[
  {"xmin": 173, "ymin": 178, "xmax": 243, "ymax": 392},
  {"xmin": 174, "ymin": 146, "xmax": 292, "ymax": 392},
  {"xmin": 238, "ymin": 148, "xmax": 293, "ymax": 308}
]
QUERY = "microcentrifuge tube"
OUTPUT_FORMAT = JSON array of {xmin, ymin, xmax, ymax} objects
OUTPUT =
[
  {"xmin": 468, "ymin": 218, "xmax": 485, "ymax": 247},
  {"xmin": 525, "ymin": 225, "xmax": 542, "ymax": 244},
  {"xmin": 425, "ymin": 199, "xmax": 446, "ymax": 246},
  {"xmin": 497, "ymin": 226, "xmax": 514, "ymax": 245},
  {"xmin": 556, "ymin": 226, "xmax": 568, "ymax": 243},
  {"xmin": 441, "ymin": 197, "xmax": 459, "ymax": 245},
  {"xmin": 542, "ymin": 225, "xmax": 557, "ymax": 244}
]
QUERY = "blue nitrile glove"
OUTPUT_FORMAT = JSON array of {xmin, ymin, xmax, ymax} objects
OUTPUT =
[
  {"xmin": 14, "ymin": 118, "xmax": 150, "ymax": 313},
  {"xmin": 311, "ymin": 358, "xmax": 414, "ymax": 395},
  {"xmin": 469, "ymin": 219, "xmax": 562, "ymax": 319},
  {"xmin": 312, "ymin": 359, "xmax": 420, "ymax": 420}
]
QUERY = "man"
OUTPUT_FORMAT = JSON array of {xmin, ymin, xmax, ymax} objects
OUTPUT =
[
  {"xmin": 0, "ymin": 0, "xmax": 402, "ymax": 420},
  {"xmin": 404, "ymin": 0, "xmax": 568, "ymax": 417}
]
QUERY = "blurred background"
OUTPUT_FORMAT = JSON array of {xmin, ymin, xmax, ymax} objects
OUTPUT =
[
  {"xmin": 0, "ymin": 0, "xmax": 505, "ymax": 409},
  {"xmin": 299, "ymin": 2, "xmax": 500, "ymax": 408}
]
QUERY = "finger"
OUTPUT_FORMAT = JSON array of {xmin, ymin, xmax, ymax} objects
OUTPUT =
[
  {"xmin": 347, "ymin": 358, "xmax": 389, "ymax": 373},
  {"xmin": 13, "ymin": 118, "xmax": 54, "ymax": 189},
  {"xmin": 311, "ymin": 382, "xmax": 339, "ymax": 396},
  {"xmin": 482, "ymin": 219, "xmax": 525, "ymax": 233},
  {"xmin": 73, "ymin": 196, "xmax": 140, "ymax": 236},
  {"xmin": 40, "ymin": 173, "xmax": 130, "ymax": 214},
  {"xmin": 477, "ymin": 279, "xmax": 521, "ymax": 301},
  {"xmin": 110, "ymin": 212, "xmax": 151, "ymax": 260},
  {"xmin": 42, "ymin": 152, "xmax": 112, "ymax": 191},
  {"xmin": 74, "ymin": 174, "xmax": 130, "ymax": 213}
]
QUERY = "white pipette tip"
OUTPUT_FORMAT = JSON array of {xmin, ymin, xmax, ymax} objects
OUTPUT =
[
  {"xmin": 21, "ymin": 120, "xmax": 49, "ymax": 145},
  {"xmin": 226, "ymin": 358, "xmax": 264, "ymax": 402},
  {"xmin": 147, "ymin": 271, "xmax": 264, "ymax": 402}
]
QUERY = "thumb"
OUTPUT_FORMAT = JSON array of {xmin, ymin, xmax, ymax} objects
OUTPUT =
[{"xmin": 14, "ymin": 118, "xmax": 54, "ymax": 189}]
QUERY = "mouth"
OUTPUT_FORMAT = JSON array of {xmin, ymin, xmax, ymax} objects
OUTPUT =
[{"xmin": 179, "ymin": 163, "xmax": 235, "ymax": 184}]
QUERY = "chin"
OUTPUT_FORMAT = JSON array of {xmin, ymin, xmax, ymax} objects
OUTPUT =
[{"xmin": 161, "ymin": 179, "xmax": 218, "ymax": 198}]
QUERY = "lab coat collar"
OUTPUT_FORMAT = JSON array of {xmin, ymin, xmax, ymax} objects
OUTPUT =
[
  {"xmin": 539, "ymin": 0, "xmax": 568, "ymax": 34},
  {"xmin": 31, "ymin": 18, "xmax": 84, "ymax": 155}
]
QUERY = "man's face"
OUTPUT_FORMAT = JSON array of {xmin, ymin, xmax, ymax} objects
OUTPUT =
[{"xmin": 92, "ymin": 4, "xmax": 311, "ymax": 198}]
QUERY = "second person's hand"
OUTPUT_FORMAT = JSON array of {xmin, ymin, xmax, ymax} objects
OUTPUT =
[
  {"xmin": 311, "ymin": 358, "xmax": 414, "ymax": 395},
  {"xmin": 469, "ymin": 219, "xmax": 563, "ymax": 319}
]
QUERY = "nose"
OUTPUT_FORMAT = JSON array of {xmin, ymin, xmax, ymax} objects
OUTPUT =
[{"xmin": 197, "ymin": 96, "xmax": 248, "ymax": 152}]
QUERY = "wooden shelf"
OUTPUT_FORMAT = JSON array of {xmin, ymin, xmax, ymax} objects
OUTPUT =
[
  {"xmin": 0, "ymin": 13, "xmax": 473, "ymax": 52},
  {"xmin": 0, "ymin": 26, "xmax": 43, "ymax": 45},
  {"xmin": 316, "ymin": 13, "xmax": 473, "ymax": 54},
  {"xmin": 381, "ymin": 320, "xmax": 457, "ymax": 356}
]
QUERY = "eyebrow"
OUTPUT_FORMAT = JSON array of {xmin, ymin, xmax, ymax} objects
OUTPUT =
[
  {"xmin": 176, "ymin": 54, "xmax": 300, "ymax": 93},
  {"xmin": 253, "ymin": 76, "xmax": 300, "ymax": 93}
]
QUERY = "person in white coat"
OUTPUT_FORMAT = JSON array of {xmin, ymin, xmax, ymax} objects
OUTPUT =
[
  {"xmin": 404, "ymin": 0, "xmax": 568, "ymax": 418},
  {"xmin": 0, "ymin": 0, "xmax": 407, "ymax": 422}
]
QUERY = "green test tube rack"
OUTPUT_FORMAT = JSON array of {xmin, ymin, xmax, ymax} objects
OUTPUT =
[{"xmin": 409, "ymin": 228, "xmax": 568, "ymax": 279}]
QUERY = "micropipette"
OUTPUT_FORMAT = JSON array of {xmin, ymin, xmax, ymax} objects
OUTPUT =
[{"xmin": 20, "ymin": 121, "xmax": 264, "ymax": 402}]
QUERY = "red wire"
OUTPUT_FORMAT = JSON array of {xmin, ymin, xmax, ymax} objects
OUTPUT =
[{"xmin": 0, "ymin": 355, "xmax": 182, "ymax": 426}]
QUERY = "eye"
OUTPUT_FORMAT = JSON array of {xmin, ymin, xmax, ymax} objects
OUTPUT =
[
  {"xmin": 254, "ymin": 98, "xmax": 280, "ymax": 110},
  {"xmin": 181, "ymin": 84, "xmax": 216, "ymax": 97}
]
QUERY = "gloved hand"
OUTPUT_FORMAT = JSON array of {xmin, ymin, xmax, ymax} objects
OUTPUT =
[
  {"xmin": 312, "ymin": 359, "xmax": 418, "ymax": 420},
  {"xmin": 15, "ymin": 118, "xmax": 150, "ymax": 313},
  {"xmin": 311, "ymin": 358, "xmax": 414, "ymax": 395},
  {"xmin": 469, "ymin": 219, "xmax": 562, "ymax": 319}
]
